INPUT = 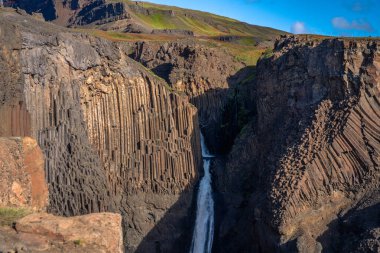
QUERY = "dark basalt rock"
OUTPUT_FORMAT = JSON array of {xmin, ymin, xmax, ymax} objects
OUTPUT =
[
  {"xmin": 129, "ymin": 41, "xmax": 253, "ymax": 154},
  {"xmin": 4, "ymin": 0, "xmax": 57, "ymax": 20},
  {"xmin": 70, "ymin": 0, "xmax": 130, "ymax": 26},
  {"xmin": 0, "ymin": 11, "xmax": 202, "ymax": 253},
  {"xmin": 151, "ymin": 29, "xmax": 194, "ymax": 37},
  {"xmin": 217, "ymin": 35, "xmax": 380, "ymax": 253}
]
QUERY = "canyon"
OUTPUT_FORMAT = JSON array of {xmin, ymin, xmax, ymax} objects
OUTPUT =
[{"xmin": 0, "ymin": 1, "xmax": 379, "ymax": 253}]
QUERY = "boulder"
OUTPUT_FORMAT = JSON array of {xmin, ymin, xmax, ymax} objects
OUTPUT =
[{"xmin": 0, "ymin": 212, "xmax": 123, "ymax": 253}]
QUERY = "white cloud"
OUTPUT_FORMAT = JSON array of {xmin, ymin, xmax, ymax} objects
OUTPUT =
[
  {"xmin": 291, "ymin": 22, "xmax": 307, "ymax": 34},
  {"xmin": 346, "ymin": 0, "xmax": 374, "ymax": 12},
  {"xmin": 332, "ymin": 17, "xmax": 350, "ymax": 29},
  {"xmin": 332, "ymin": 17, "xmax": 374, "ymax": 32}
]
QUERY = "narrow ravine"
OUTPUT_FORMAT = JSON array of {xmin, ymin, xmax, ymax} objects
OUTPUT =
[{"xmin": 189, "ymin": 133, "xmax": 215, "ymax": 253}]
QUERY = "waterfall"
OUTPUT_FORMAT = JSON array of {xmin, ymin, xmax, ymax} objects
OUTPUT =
[{"xmin": 189, "ymin": 133, "xmax": 215, "ymax": 253}]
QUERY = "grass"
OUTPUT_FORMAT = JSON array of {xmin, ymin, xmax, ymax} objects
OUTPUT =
[
  {"xmin": 74, "ymin": 29, "xmax": 176, "ymax": 42},
  {"xmin": 135, "ymin": 13, "xmax": 177, "ymax": 29},
  {"xmin": 233, "ymin": 48, "xmax": 265, "ymax": 66},
  {"xmin": 260, "ymin": 48, "xmax": 274, "ymax": 59},
  {"xmin": 0, "ymin": 207, "xmax": 31, "ymax": 226},
  {"xmin": 198, "ymin": 38, "xmax": 266, "ymax": 65},
  {"xmin": 178, "ymin": 16, "xmax": 222, "ymax": 36},
  {"xmin": 236, "ymin": 36, "xmax": 257, "ymax": 46},
  {"xmin": 73, "ymin": 239, "xmax": 84, "ymax": 246},
  {"xmin": 131, "ymin": 1, "xmax": 238, "ymax": 22},
  {"xmin": 122, "ymin": 1, "xmax": 286, "ymax": 37}
]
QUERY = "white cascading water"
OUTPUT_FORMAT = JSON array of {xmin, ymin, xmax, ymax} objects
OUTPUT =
[{"xmin": 189, "ymin": 133, "xmax": 215, "ymax": 253}]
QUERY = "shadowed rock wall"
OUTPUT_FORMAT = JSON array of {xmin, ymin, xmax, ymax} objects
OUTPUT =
[
  {"xmin": 218, "ymin": 36, "xmax": 380, "ymax": 252},
  {"xmin": 131, "ymin": 41, "xmax": 247, "ymax": 153}
]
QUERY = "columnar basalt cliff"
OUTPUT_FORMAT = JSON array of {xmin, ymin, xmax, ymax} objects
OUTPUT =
[
  {"xmin": 217, "ymin": 36, "xmax": 380, "ymax": 252},
  {"xmin": 0, "ymin": 137, "xmax": 124, "ymax": 253},
  {"xmin": 0, "ymin": 11, "xmax": 201, "ymax": 252},
  {"xmin": 130, "ymin": 41, "xmax": 249, "ymax": 153},
  {"xmin": 1, "ymin": 2, "xmax": 379, "ymax": 252}
]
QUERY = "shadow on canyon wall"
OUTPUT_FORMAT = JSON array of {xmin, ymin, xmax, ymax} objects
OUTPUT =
[
  {"xmin": 190, "ymin": 65, "xmax": 257, "ymax": 154},
  {"xmin": 134, "ymin": 65, "xmax": 257, "ymax": 253},
  {"xmin": 133, "ymin": 113, "xmax": 201, "ymax": 253},
  {"xmin": 133, "ymin": 188, "xmax": 197, "ymax": 253},
  {"xmin": 151, "ymin": 63, "xmax": 174, "ymax": 84},
  {"xmin": 213, "ymin": 40, "xmax": 365, "ymax": 253},
  {"xmin": 318, "ymin": 202, "xmax": 380, "ymax": 253}
]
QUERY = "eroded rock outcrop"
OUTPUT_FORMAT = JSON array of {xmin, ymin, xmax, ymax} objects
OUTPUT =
[
  {"xmin": 217, "ymin": 36, "xmax": 380, "ymax": 252},
  {"xmin": 0, "ymin": 10, "xmax": 201, "ymax": 252},
  {"xmin": 4, "ymin": 0, "xmax": 128, "ymax": 25},
  {"xmin": 70, "ymin": 0, "xmax": 129, "ymax": 26},
  {"xmin": 0, "ymin": 212, "xmax": 123, "ymax": 253},
  {"xmin": 0, "ymin": 137, "xmax": 48, "ymax": 210}
]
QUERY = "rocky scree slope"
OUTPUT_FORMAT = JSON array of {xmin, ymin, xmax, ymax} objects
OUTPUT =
[
  {"xmin": 216, "ymin": 35, "xmax": 380, "ymax": 253},
  {"xmin": 0, "ymin": 10, "xmax": 202, "ymax": 253}
]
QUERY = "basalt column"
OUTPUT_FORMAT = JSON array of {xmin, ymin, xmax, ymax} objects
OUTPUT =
[{"xmin": 0, "ymin": 12, "xmax": 202, "ymax": 253}]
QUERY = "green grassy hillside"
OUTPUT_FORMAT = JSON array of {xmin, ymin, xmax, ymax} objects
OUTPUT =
[
  {"xmin": 117, "ymin": 0, "xmax": 285, "ymax": 38},
  {"xmin": 82, "ymin": 0, "xmax": 288, "ymax": 65}
]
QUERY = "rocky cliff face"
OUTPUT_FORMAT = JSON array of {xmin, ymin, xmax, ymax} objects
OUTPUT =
[
  {"xmin": 0, "ymin": 212, "xmax": 123, "ymax": 253},
  {"xmin": 0, "ymin": 123, "xmax": 122, "ymax": 253},
  {"xmin": 2, "ymin": 5, "xmax": 378, "ymax": 253},
  {"xmin": 217, "ymin": 36, "xmax": 380, "ymax": 252},
  {"xmin": 0, "ymin": 10, "xmax": 201, "ymax": 252},
  {"xmin": 130, "ymin": 41, "xmax": 250, "ymax": 153},
  {"xmin": 70, "ymin": 0, "xmax": 129, "ymax": 26},
  {"xmin": 4, "ymin": 0, "xmax": 59, "ymax": 20},
  {"xmin": 0, "ymin": 137, "xmax": 48, "ymax": 210},
  {"xmin": 4, "ymin": 0, "xmax": 129, "ymax": 26}
]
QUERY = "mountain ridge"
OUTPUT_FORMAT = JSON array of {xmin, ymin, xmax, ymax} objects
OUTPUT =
[{"xmin": 4, "ymin": 0, "xmax": 286, "ymax": 37}]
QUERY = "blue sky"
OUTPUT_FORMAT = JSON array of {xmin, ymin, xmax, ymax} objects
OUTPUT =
[{"xmin": 140, "ymin": 0, "xmax": 380, "ymax": 37}]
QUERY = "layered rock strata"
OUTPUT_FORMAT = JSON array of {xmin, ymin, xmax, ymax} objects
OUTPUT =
[
  {"xmin": 218, "ymin": 36, "xmax": 380, "ymax": 252},
  {"xmin": 0, "ymin": 11, "xmax": 201, "ymax": 252}
]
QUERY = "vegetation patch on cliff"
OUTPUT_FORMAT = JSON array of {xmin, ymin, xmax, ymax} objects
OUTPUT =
[{"xmin": 0, "ymin": 207, "xmax": 31, "ymax": 226}]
